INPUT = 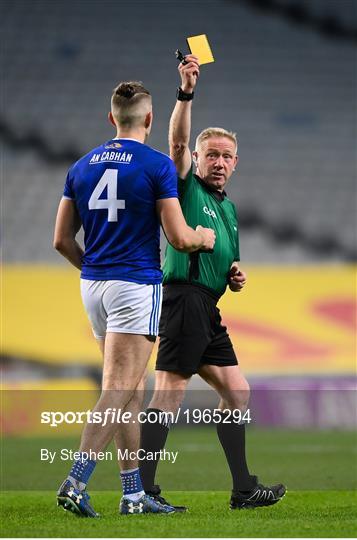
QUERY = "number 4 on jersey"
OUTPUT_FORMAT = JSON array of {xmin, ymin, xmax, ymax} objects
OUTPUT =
[{"xmin": 88, "ymin": 169, "xmax": 125, "ymax": 222}]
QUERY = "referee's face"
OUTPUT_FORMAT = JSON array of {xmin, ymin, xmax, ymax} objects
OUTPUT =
[{"xmin": 195, "ymin": 137, "xmax": 238, "ymax": 192}]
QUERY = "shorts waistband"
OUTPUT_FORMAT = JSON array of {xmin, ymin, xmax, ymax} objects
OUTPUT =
[{"xmin": 163, "ymin": 281, "xmax": 220, "ymax": 303}]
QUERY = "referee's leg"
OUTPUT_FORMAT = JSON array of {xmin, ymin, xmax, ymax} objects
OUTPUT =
[
  {"xmin": 139, "ymin": 370, "xmax": 191, "ymax": 492},
  {"xmin": 198, "ymin": 364, "xmax": 286, "ymax": 507},
  {"xmin": 198, "ymin": 364, "xmax": 255, "ymax": 492},
  {"xmin": 198, "ymin": 364, "xmax": 250, "ymax": 411}
]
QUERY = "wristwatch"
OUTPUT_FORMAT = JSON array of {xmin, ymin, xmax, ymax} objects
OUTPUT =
[{"xmin": 176, "ymin": 87, "xmax": 194, "ymax": 101}]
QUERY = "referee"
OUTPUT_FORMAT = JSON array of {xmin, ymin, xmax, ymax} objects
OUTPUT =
[{"xmin": 139, "ymin": 55, "xmax": 286, "ymax": 511}]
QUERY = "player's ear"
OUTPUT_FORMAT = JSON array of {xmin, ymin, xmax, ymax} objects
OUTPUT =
[
  {"xmin": 144, "ymin": 111, "xmax": 153, "ymax": 129},
  {"xmin": 192, "ymin": 151, "xmax": 198, "ymax": 165},
  {"xmin": 108, "ymin": 111, "xmax": 116, "ymax": 127},
  {"xmin": 233, "ymin": 154, "xmax": 239, "ymax": 170}
]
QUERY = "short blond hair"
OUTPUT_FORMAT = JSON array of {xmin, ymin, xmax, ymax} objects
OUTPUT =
[
  {"xmin": 195, "ymin": 127, "xmax": 238, "ymax": 152},
  {"xmin": 111, "ymin": 81, "xmax": 152, "ymax": 128}
]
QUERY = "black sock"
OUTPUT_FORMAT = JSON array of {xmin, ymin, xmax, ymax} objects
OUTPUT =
[
  {"xmin": 139, "ymin": 408, "xmax": 170, "ymax": 491},
  {"xmin": 216, "ymin": 411, "xmax": 255, "ymax": 492}
]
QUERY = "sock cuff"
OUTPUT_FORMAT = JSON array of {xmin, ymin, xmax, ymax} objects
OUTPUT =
[
  {"xmin": 120, "ymin": 467, "xmax": 144, "ymax": 496},
  {"xmin": 69, "ymin": 455, "xmax": 96, "ymax": 484},
  {"xmin": 145, "ymin": 408, "xmax": 172, "ymax": 429}
]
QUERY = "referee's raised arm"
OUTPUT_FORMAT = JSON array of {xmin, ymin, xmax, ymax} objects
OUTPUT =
[{"xmin": 169, "ymin": 54, "xmax": 200, "ymax": 179}]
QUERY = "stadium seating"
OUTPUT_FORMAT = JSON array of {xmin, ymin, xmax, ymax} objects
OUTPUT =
[{"xmin": 1, "ymin": 0, "xmax": 355, "ymax": 263}]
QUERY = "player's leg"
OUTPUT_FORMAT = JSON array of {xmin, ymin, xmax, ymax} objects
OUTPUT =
[
  {"xmin": 113, "ymin": 373, "xmax": 147, "ymax": 471},
  {"xmin": 57, "ymin": 335, "xmax": 104, "ymax": 517},
  {"xmin": 57, "ymin": 332, "xmax": 154, "ymax": 517},
  {"xmin": 99, "ymin": 340, "xmax": 179, "ymax": 514},
  {"xmin": 97, "ymin": 341, "xmax": 171, "ymax": 513},
  {"xmin": 79, "ymin": 332, "xmax": 153, "ymax": 454},
  {"xmin": 98, "ymin": 333, "xmax": 172, "ymax": 514},
  {"xmin": 109, "ymin": 370, "xmax": 175, "ymax": 514},
  {"xmin": 58, "ymin": 280, "xmax": 173, "ymax": 516},
  {"xmin": 103, "ymin": 282, "xmax": 174, "ymax": 514},
  {"xmin": 198, "ymin": 363, "xmax": 286, "ymax": 508}
]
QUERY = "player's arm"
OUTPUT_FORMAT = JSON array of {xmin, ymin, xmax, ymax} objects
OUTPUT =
[
  {"xmin": 156, "ymin": 198, "xmax": 215, "ymax": 253},
  {"xmin": 53, "ymin": 198, "xmax": 83, "ymax": 270},
  {"xmin": 228, "ymin": 262, "xmax": 247, "ymax": 293},
  {"xmin": 169, "ymin": 54, "xmax": 200, "ymax": 179}
]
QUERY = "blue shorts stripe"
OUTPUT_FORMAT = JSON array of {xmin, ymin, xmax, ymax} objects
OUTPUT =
[
  {"xmin": 152, "ymin": 284, "xmax": 159, "ymax": 335},
  {"xmin": 154, "ymin": 285, "xmax": 162, "ymax": 335},
  {"xmin": 148, "ymin": 285, "xmax": 156, "ymax": 335}
]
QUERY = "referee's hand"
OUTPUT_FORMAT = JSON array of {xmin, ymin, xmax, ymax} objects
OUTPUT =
[
  {"xmin": 228, "ymin": 264, "xmax": 247, "ymax": 292},
  {"xmin": 179, "ymin": 54, "xmax": 200, "ymax": 93}
]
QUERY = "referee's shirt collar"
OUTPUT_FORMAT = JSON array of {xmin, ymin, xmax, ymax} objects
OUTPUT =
[{"xmin": 194, "ymin": 174, "xmax": 227, "ymax": 201}]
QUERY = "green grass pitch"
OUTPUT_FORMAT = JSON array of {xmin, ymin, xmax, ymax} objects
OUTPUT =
[
  {"xmin": 1, "ymin": 428, "xmax": 356, "ymax": 537},
  {"xmin": 1, "ymin": 490, "xmax": 356, "ymax": 538}
]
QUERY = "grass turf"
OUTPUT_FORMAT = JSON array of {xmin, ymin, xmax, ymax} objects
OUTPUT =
[
  {"xmin": 1, "ymin": 490, "xmax": 356, "ymax": 537},
  {"xmin": 1, "ymin": 428, "xmax": 356, "ymax": 537},
  {"xmin": 2, "ymin": 428, "xmax": 356, "ymax": 491}
]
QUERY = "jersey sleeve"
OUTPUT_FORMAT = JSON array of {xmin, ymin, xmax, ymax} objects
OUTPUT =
[
  {"xmin": 63, "ymin": 167, "xmax": 75, "ymax": 200},
  {"xmin": 154, "ymin": 158, "xmax": 178, "ymax": 200}
]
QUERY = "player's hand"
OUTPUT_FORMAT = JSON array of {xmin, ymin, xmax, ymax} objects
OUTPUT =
[
  {"xmin": 179, "ymin": 54, "xmax": 200, "ymax": 93},
  {"xmin": 228, "ymin": 264, "xmax": 247, "ymax": 292},
  {"xmin": 196, "ymin": 225, "xmax": 215, "ymax": 251}
]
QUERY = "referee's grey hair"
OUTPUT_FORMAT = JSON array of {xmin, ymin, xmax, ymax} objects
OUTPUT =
[{"xmin": 195, "ymin": 127, "xmax": 238, "ymax": 151}]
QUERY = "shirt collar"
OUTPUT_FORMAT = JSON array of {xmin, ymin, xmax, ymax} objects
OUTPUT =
[
  {"xmin": 113, "ymin": 137, "xmax": 142, "ymax": 143},
  {"xmin": 194, "ymin": 174, "xmax": 227, "ymax": 201}
]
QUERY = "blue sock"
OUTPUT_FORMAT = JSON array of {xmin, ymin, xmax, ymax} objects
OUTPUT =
[
  {"xmin": 120, "ymin": 468, "xmax": 145, "ymax": 502},
  {"xmin": 67, "ymin": 453, "xmax": 96, "ymax": 491}
]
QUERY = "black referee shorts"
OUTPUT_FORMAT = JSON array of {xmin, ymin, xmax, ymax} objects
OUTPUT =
[{"xmin": 156, "ymin": 283, "xmax": 238, "ymax": 375}]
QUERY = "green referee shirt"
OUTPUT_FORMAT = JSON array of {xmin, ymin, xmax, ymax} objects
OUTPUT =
[{"xmin": 163, "ymin": 167, "xmax": 240, "ymax": 297}]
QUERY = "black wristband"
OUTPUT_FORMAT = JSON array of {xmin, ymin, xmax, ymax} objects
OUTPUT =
[{"xmin": 176, "ymin": 87, "xmax": 194, "ymax": 101}]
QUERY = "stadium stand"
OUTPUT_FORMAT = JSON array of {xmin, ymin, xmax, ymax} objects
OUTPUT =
[{"xmin": 1, "ymin": 0, "xmax": 356, "ymax": 263}]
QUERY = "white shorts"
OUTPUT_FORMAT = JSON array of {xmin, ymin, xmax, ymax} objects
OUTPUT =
[{"xmin": 80, "ymin": 279, "xmax": 162, "ymax": 340}]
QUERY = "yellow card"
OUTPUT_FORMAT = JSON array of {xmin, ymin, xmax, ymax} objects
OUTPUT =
[{"xmin": 187, "ymin": 34, "xmax": 214, "ymax": 65}]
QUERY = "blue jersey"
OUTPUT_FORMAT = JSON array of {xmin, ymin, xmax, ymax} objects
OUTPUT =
[{"xmin": 63, "ymin": 138, "xmax": 178, "ymax": 283}]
